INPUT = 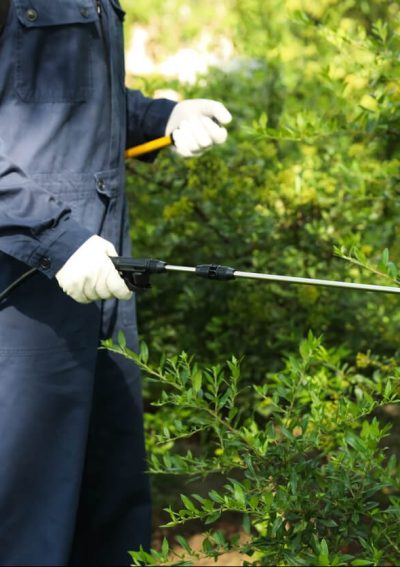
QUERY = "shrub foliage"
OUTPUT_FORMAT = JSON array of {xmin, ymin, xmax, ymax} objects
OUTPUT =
[
  {"xmin": 104, "ymin": 333, "xmax": 400, "ymax": 565},
  {"xmin": 119, "ymin": 0, "xmax": 400, "ymax": 564}
]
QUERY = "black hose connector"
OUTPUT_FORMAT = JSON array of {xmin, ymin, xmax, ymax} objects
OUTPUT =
[{"xmin": 195, "ymin": 264, "xmax": 236, "ymax": 281}]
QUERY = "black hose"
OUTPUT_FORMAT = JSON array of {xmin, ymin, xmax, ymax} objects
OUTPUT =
[{"xmin": 0, "ymin": 267, "xmax": 38, "ymax": 304}]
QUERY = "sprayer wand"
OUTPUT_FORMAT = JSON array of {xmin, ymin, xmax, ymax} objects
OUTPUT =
[
  {"xmin": 1, "ymin": 256, "xmax": 399, "ymax": 306},
  {"xmin": 111, "ymin": 257, "xmax": 400, "ymax": 295}
]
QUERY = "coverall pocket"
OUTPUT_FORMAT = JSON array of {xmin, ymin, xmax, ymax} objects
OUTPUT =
[{"xmin": 14, "ymin": 0, "xmax": 98, "ymax": 103}]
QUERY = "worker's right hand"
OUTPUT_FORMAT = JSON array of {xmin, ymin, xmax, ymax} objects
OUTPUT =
[{"xmin": 55, "ymin": 235, "xmax": 132, "ymax": 304}]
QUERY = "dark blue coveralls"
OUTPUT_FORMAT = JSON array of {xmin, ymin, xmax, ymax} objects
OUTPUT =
[{"xmin": 0, "ymin": 1, "xmax": 176, "ymax": 565}]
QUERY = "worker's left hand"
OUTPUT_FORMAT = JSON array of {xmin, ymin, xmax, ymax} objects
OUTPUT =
[{"xmin": 165, "ymin": 99, "xmax": 232, "ymax": 158}]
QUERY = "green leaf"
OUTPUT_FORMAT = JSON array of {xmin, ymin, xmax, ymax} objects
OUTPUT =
[
  {"xmin": 181, "ymin": 495, "xmax": 197, "ymax": 513},
  {"xmin": 161, "ymin": 537, "xmax": 169, "ymax": 558},
  {"xmin": 299, "ymin": 339, "xmax": 311, "ymax": 360},
  {"xmin": 387, "ymin": 261, "xmax": 398, "ymax": 279},
  {"xmin": 242, "ymin": 513, "xmax": 251, "ymax": 534},
  {"xmin": 205, "ymin": 511, "xmax": 221, "ymax": 524},
  {"xmin": 384, "ymin": 380, "xmax": 392, "ymax": 399},
  {"xmin": 213, "ymin": 530, "xmax": 227, "ymax": 548},
  {"xmin": 202, "ymin": 537, "xmax": 214, "ymax": 555},
  {"xmin": 176, "ymin": 535, "xmax": 194, "ymax": 556},
  {"xmin": 271, "ymin": 516, "xmax": 283, "ymax": 536},
  {"xmin": 321, "ymin": 519, "xmax": 338, "ymax": 527},
  {"xmin": 191, "ymin": 370, "xmax": 202, "ymax": 393},
  {"xmin": 233, "ymin": 483, "xmax": 246, "ymax": 507},
  {"xmin": 345, "ymin": 433, "xmax": 365, "ymax": 452},
  {"xmin": 117, "ymin": 330, "xmax": 126, "ymax": 349},
  {"xmin": 228, "ymin": 407, "xmax": 238, "ymax": 421},
  {"xmin": 140, "ymin": 341, "xmax": 149, "ymax": 364},
  {"xmin": 129, "ymin": 548, "xmax": 157, "ymax": 566},
  {"xmin": 318, "ymin": 538, "xmax": 330, "ymax": 566},
  {"xmin": 209, "ymin": 490, "xmax": 224, "ymax": 504}
]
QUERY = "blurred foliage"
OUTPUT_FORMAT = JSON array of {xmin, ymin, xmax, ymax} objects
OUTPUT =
[
  {"xmin": 121, "ymin": 0, "xmax": 233, "ymax": 54},
  {"xmin": 126, "ymin": 0, "xmax": 400, "ymax": 373}
]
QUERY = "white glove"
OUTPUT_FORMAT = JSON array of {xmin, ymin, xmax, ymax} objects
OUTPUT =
[
  {"xmin": 165, "ymin": 99, "xmax": 232, "ymax": 158},
  {"xmin": 55, "ymin": 235, "xmax": 132, "ymax": 304}
]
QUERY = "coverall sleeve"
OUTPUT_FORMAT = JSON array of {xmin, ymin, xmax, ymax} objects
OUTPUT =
[
  {"xmin": 0, "ymin": 140, "xmax": 93, "ymax": 278},
  {"xmin": 125, "ymin": 88, "xmax": 176, "ymax": 160}
]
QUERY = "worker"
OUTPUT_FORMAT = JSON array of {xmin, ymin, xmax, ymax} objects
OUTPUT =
[{"xmin": 0, "ymin": 1, "xmax": 232, "ymax": 565}]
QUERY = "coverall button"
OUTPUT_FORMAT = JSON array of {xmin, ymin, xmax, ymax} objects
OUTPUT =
[
  {"xmin": 80, "ymin": 7, "xmax": 89, "ymax": 18},
  {"xmin": 97, "ymin": 178, "xmax": 106, "ymax": 190},
  {"xmin": 39, "ymin": 256, "xmax": 51, "ymax": 270},
  {"xmin": 26, "ymin": 8, "xmax": 38, "ymax": 22}
]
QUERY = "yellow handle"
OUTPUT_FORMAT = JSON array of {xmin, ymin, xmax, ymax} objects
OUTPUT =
[{"xmin": 125, "ymin": 135, "xmax": 173, "ymax": 159}]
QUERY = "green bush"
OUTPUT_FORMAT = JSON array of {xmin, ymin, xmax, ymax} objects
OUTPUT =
[{"xmin": 104, "ymin": 333, "xmax": 400, "ymax": 565}]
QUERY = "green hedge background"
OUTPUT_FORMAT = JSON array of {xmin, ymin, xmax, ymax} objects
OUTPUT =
[
  {"xmin": 119, "ymin": 1, "xmax": 400, "ymax": 564},
  {"xmin": 126, "ymin": 0, "xmax": 400, "ymax": 369}
]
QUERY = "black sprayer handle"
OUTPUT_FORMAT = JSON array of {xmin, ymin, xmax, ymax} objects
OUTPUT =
[{"xmin": 111, "ymin": 257, "xmax": 167, "ymax": 292}]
